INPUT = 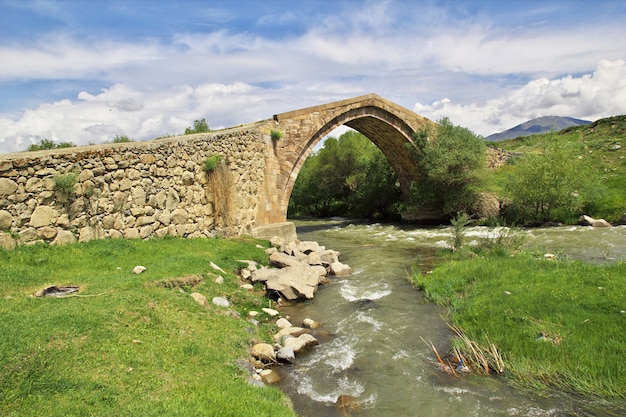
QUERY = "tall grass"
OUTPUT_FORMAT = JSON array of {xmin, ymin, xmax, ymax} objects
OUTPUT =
[
  {"xmin": 0, "ymin": 238, "xmax": 296, "ymax": 417},
  {"xmin": 413, "ymin": 252, "xmax": 626, "ymax": 404}
]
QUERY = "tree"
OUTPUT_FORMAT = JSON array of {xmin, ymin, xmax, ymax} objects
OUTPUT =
[
  {"xmin": 288, "ymin": 131, "xmax": 402, "ymax": 219},
  {"xmin": 185, "ymin": 118, "xmax": 210, "ymax": 134},
  {"xmin": 503, "ymin": 136, "xmax": 603, "ymax": 224},
  {"xmin": 27, "ymin": 139, "xmax": 75, "ymax": 152},
  {"xmin": 409, "ymin": 117, "xmax": 486, "ymax": 217}
]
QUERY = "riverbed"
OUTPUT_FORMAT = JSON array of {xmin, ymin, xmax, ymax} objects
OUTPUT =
[{"xmin": 276, "ymin": 219, "xmax": 626, "ymax": 417}]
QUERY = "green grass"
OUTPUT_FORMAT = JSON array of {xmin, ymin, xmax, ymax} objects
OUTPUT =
[
  {"xmin": 0, "ymin": 238, "xmax": 296, "ymax": 417},
  {"xmin": 490, "ymin": 115, "xmax": 626, "ymax": 222},
  {"xmin": 413, "ymin": 252, "xmax": 626, "ymax": 405}
]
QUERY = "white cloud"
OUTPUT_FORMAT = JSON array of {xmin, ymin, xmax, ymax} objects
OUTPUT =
[
  {"xmin": 413, "ymin": 59, "xmax": 626, "ymax": 136},
  {"xmin": 0, "ymin": 82, "xmax": 275, "ymax": 153}
]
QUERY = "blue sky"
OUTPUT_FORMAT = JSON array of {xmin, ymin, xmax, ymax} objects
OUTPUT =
[{"xmin": 1, "ymin": 0, "xmax": 625, "ymax": 153}]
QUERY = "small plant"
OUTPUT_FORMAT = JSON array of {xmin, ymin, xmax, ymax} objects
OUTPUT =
[
  {"xmin": 202, "ymin": 154, "xmax": 223, "ymax": 173},
  {"xmin": 270, "ymin": 129, "xmax": 283, "ymax": 141},
  {"xmin": 53, "ymin": 172, "xmax": 78, "ymax": 198},
  {"xmin": 112, "ymin": 134, "xmax": 133, "ymax": 143},
  {"xmin": 450, "ymin": 211, "xmax": 471, "ymax": 251}
]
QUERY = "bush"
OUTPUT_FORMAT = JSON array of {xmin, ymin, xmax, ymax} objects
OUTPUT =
[
  {"xmin": 503, "ymin": 136, "xmax": 603, "ymax": 224},
  {"xmin": 53, "ymin": 172, "xmax": 78, "ymax": 198},
  {"xmin": 202, "ymin": 154, "xmax": 223, "ymax": 173},
  {"xmin": 185, "ymin": 118, "xmax": 210, "ymax": 135},
  {"xmin": 270, "ymin": 129, "xmax": 283, "ymax": 141}
]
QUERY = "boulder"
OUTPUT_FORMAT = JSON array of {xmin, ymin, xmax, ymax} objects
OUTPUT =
[
  {"xmin": 330, "ymin": 261, "xmax": 353, "ymax": 277},
  {"xmin": 276, "ymin": 346, "xmax": 295, "ymax": 364},
  {"xmin": 297, "ymin": 240, "xmax": 322, "ymax": 254},
  {"xmin": 273, "ymin": 326, "xmax": 308, "ymax": 342},
  {"xmin": 592, "ymin": 219, "xmax": 612, "ymax": 228},
  {"xmin": 212, "ymin": 296, "xmax": 229, "ymax": 307},
  {"xmin": 302, "ymin": 318, "xmax": 321, "ymax": 329},
  {"xmin": 51, "ymin": 230, "xmax": 76, "ymax": 246},
  {"xmin": 276, "ymin": 318, "xmax": 292, "ymax": 329},
  {"xmin": 282, "ymin": 333, "xmax": 319, "ymax": 353},
  {"xmin": 270, "ymin": 251, "xmax": 303, "ymax": 268},
  {"xmin": 265, "ymin": 265, "xmax": 320, "ymax": 300},
  {"xmin": 579, "ymin": 214, "xmax": 611, "ymax": 227},
  {"xmin": 0, "ymin": 210, "xmax": 13, "ymax": 230},
  {"xmin": 190, "ymin": 292, "xmax": 209, "ymax": 308},
  {"xmin": 251, "ymin": 343, "xmax": 276, "ymax": 362},
  {"xmin": 259, "ymin": 369, "xmax": 281, "ymax": 384},
  {"xmin": 617, "ymin": 213, "xmax": 626, "ymax": 226}
]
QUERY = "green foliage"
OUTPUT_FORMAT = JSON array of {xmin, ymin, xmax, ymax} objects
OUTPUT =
[
  {"xmin": 202, "ymin": 154, "xmax": 223, "ymax": 173},
  {"xmin": 270, "ymin": 129, "xmax": 283, "ymax": 141},
  {"xmin": 0, "ymin": 238, "xmax": 295, "ymax": 417},
  {"xmin": 53, "ymin": 172, "xmax": 78, "ymax": 197},
  {"xmin": 409, "ymin": 117, "xmax": 486, "ymax": 217},
  {"xmin": 27, "ymin": 139, "xmax": 76, "ymax": 152},
  {"xmin": 112, "ymin": 134, "xmax": 133, "ymax": 143},
  {"xmin": 185, "ymin": 118, "xmax": 211, "ymax": 135},
  {"xmin": 413, "ymin": 254, "xmax": 626, "ymax": 403},
  {"xmin": 449, "ymin": 211, "xmax": 471, "ymax": 251},
  {"xmin": 288, "ymin": 131, "xmax": 402, "ymax": 219},
  {"xmin": 502, "ymin": 135, "xmax": 603, "ymax": 224},
  {"xmin": 496, "ymin": 115, "xmax": 625, "ymax": 222}
]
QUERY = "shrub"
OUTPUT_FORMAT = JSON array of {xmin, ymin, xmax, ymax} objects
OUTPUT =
[
  {"xmin": 53, "ymin": 172, "xmax": 78, "ymax": 197},
  {"xmin": 202, "ymin": 154, "xmax": 223, "ymax": 173},
  {"xmin": 185, "ymin": 118, "xmax": 210, "ymax": 134},
  {"xmin": 112, "ymin": 134, "xmax": 133, "ymax": 143},
  {"xmin": 270, "ymin": 129, "xmax": 283, "ymax": 141}
]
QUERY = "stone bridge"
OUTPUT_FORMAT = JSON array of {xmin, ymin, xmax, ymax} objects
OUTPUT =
[{"xmin": 0, "ymin": 94, "xmax": 432, "ymax": 248}]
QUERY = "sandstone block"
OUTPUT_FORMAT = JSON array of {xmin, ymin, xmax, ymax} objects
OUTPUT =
[{"xmin": 30, "ymin": 206, "xmax": 57, "ymax": 228}]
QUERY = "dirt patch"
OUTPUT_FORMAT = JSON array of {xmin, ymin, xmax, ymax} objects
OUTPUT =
[{"xmin": 34, "ymin": 285, "xmax": 80, "ymax": 297}]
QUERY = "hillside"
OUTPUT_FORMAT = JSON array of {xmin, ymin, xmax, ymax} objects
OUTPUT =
[
  {"xmin": 493, "ymin": 115, "xmax": 626, "ymax": 222},
  {"xmin": 486, "ymin": 116, "xmax": 591, "ymax": 142}
]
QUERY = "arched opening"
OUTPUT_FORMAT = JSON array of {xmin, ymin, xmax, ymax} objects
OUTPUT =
[{"xmin": 283, "ymin": 109, "xmax": 420, "ymax": 220}]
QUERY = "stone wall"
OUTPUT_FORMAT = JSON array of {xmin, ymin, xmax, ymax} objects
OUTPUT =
[{"xmin": 0, "ymin": 125, "xmax": 269, "ymax": 249}]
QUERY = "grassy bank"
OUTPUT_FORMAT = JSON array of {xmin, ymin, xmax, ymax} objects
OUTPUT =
[
  {"xmin": 412, "ymin": 250, "xmax": 626, "ymax": 406},
  {"xmin": 0, "ymin": 238, "xmax": 296, "ymax": 417}
]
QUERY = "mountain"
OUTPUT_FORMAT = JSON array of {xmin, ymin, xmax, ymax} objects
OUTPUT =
[{"xmin": 485, "ymin": 116, "xmax": 592, "ymax": 142}]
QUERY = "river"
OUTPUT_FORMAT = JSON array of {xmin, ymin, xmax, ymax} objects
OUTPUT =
[{"xmin": 275, "ymin": 219, "xmax": 626, "ymax": 417}]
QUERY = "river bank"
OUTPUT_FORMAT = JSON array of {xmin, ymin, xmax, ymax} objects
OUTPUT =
[
  {"xmin": 0, "ymin": 237, "xmax": 298, "ymax": 417},
  {"xmin": 413, "ymin": 248, "xmax": 626, "ymax": 412},
  {"xmin": 275, "ymin": 219, "xmax": 626, "ymax": 417}
]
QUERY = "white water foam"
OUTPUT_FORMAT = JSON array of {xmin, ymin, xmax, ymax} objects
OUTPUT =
[
  {"xmin": 340, "ymin": 281, "xmax": 392, "ymax": 302},
  {"xmin": 297, "ymin": 375, "xmax": 366, "ymax": 404}
]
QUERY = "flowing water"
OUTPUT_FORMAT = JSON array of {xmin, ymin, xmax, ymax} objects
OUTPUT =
[{"xmin": 276, "ymin": 219, "xmax": 626, "ymax": 417}]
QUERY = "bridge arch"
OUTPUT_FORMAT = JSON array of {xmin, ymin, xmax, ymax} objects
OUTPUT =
[{"xmin": 260, "ymin": 94, "xmax": 434, "ymax": 224}]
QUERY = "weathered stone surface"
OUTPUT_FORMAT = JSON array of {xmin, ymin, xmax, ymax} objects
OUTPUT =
[
  {"xmin": 190, "ymin": 292, "xmax": 209, "ymax": 308},
  {"xmin": 52, "ymin": 230, "xmax": 76, "ymax": 245},
  {"xmin": 282, "ymin": 333, "xmax": 319, "ymax": 353},
  {"xmin": 170, "ymin": 208, "xmax": 188, "ymax": 225},
  {"xmin": 29, "ymin": 206, "xmax": 57, "ymax": 228},
  {"xmin": 0, "ymin": 95, "xmax": 438, "ymax": 247},
  {"xmin": 0, "ymin": 232, "xmax": 16, "ymax": 249},
  {"xmin": 259, "ymin": 369, "xmax": 281, "ymax": 384},
  {"xmin": 330, "ymin": 261, "xmax": 353, "ymax": 277},
  {"xmin": 0, "ymin": 210, "xmax": 12, "ymax": 230},
  {"xmin": 212, "ymin": 296, "xmax": 229, "ymax": 307},
  {"xmin": 276, "ymin": 346, "xmax": 295, "ymax": 364},
  {"xmin": 0, "ymin": 178, "xmax": 18, "ymax": 197},
  {"xmin": 251, "ymin": 343, "xmax": 276, "ymax": 362},
  {"xmin": 132, "ymin": 265, "xmax": 146, "ymax": 274},
  {"xmin": 265, "ymin": 265, "xmax": 320, "ymax": 300},
  {"xmin": 270, "ymin": 251, "xmax": 303, "ymax": 268}
]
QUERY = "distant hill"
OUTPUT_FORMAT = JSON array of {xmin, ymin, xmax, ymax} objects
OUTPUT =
[{"xmin": 485, "ymin": 116, "xmax": 591, "ymax": 142}]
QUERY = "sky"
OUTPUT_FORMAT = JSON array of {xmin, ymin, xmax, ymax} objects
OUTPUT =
[{"xmin": 1, "ymin": 0, "xmax": 625, "ymax": 154}]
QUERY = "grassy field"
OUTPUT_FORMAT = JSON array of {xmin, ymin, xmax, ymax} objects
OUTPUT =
[
  {"xmin": 412, "ymin": 249, "xmax": 626, "ymax": 408},
  {"xmin": 489, "ymin": 115, "xmax": 626, "ymax": 223},
  {"xmin": 0, "ymin": 238, "xmax": 296, "ymax": 417}
]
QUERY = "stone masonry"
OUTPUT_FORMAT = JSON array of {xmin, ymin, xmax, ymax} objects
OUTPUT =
[{"xmin": 0, "ymin": 94, "xmax": 434, "ymax": 249}]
